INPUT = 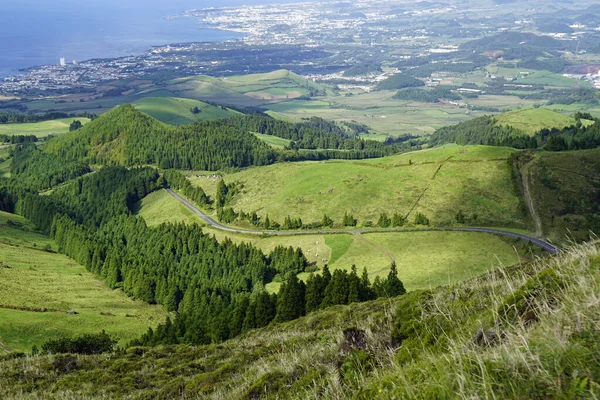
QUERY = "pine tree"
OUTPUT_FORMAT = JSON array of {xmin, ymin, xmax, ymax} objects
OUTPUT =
[
  {"xmin": 305, "ymin": 274, "xmax": 326, "ymax": 313},
  {"xmin": 360, "ymin": 267, "xmax": 374, "ymax": 301},
  {"xmin": 378, "ymin": 212, "xmax": 391, "ymax": 228},
  {"xmin": 275, "ymin": 275, "xmax": 306, "ymax": 322},
  {"xmin": 255, "ymin": 291, "xmax": 276, "ymax": 327},
  {"xmin": 347, "ymin": 265, "xmax": 361, "ymax": 303},
  {"xmin": 385, "ymin": 262, "xmax": 406, "ymax": 297}
]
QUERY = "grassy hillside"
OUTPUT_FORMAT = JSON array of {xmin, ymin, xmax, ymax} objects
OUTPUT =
[
  {"xmin": 0, "ymin": 118, "xmax": 90, "ymax": 137},
  {"xmin": 527, "ymin": 148, "xmax": 600, "ymax": 243},
  {"xmin": 253, "ymin": 132, "xmax": 292, "ymax": 149},
  {"xmin": 135, "ymin": 190, "xmax": 523, "ymax": 291},
  {"xmin": 1, "ymin": 239, "xmax": 597, "ymax": 399},
  {"xmin": 187, "ymin": 145, "xmax": 527, "ymax": 229},
  {"xmin": 0, "ymin": 211, "xmax": 167, "ymax": 353},
  {"xmin": 162, "ymin": 69, "xmax": 329, "ymax": 107},
  {"xmin": 132, "ymin": 97, "xmax": 240, "ymax": 125},
  {"xmin": 494, "ymin": 108, "xmax": 577, "ymax": 136},
  {"xmin": 134, "ymin": 189, "xmax": 206, "ymax": 227}
]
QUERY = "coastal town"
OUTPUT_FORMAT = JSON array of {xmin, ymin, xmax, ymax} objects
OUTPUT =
[{"xmin": 2, "ymin": 0, "xmax": 600, "ymax": 96}]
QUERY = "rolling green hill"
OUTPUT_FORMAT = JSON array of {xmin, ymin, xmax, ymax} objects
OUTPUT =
[
  {"xmin": 186, "ymin": 145, "xmax": 527, "ymax": 229},
  {"xmin": 1, "ymin": 239, "xmax": 597, "ymax": 399},
  {"xmin": 132, "ymin": 97, "xmax": 241, "ymax": 125},
  {"xmin": 0, "ymin": 211, "xmax": 166, "ymax": 352},
  {"xmin": 494, "ymin": 108, "xmax": 577, "ymax": 136},
  {"xmin": 136, "ymin": 189, "xmax": 523, "ymax": 290},
  {"xmin": 44, "ymin": 104, "xmax": 277, "ymax": 170},
  {"xmin": 161, "ymin": 69, "xmax": 329, "ymax": 107}
]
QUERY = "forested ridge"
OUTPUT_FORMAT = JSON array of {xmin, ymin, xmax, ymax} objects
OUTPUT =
[{"xmin": 11, "ymin": 143, "xmax": 91, "ymax": 191}]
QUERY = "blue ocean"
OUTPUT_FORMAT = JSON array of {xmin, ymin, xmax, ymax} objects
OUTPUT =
[{"xmin": 0, "ymin": 0, "xmax": 273, "ymax": 77}]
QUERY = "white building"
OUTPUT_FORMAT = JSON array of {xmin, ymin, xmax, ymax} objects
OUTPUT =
[{"xmin": 60, "ymin": 58, "xmax": 66, "ymax": 66}]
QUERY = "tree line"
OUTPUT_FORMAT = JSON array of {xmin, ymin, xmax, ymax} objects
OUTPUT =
[
  {"xmin": 132, "ymin": 263, "xmax": 405, "ymax": 346},
  {"xmin": 0, "ymin": 111, "xmax": 96, "ymax": 124}
]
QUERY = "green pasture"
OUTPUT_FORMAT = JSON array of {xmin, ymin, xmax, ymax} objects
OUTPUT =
[
  {"xmin": 188, "ymin": 145, "xmax": 525, "ymax": 229},
  {"xmin": 132, "ymin": 97, "xmax": 240, "ymax": 125},
  {"xmin": 0, "ymin": 118, "xmax": 91, "ymax": 137}
]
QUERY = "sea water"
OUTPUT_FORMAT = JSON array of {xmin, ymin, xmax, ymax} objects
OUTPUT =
[{"xmin": 0, "ymin": 0, "xmax": 264, "ymax": 77}]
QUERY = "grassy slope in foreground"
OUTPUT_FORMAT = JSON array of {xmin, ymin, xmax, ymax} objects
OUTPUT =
[
  {"xmin": 1, "ymin": 240, "xmax": 597, "ymax": 399},
  {"xmin": 132, "ymin": 97, "xmax": 240, "ymax": 125},
  {"xmin": 136, "ymin": 189, "xmax": 522, "ymax": 291},
  {"xmin": 494, "ymin": 108, "xmax": 578, "ymax": 136},
  {"xmin": 0, "ymin": 118, "xmax": 91, "ymax": 138},
  {"xmin": 0, "ymin": 211, "xmax": 166, "ymax": 352},
  {"xmin": 187, "ymin": 145, "xmax": 526, "ymax": 229}
]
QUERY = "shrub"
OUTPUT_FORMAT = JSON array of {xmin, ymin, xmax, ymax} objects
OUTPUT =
[{"xmin": 40, "ymin": 330, "xmax": 117, "ymax": 355}]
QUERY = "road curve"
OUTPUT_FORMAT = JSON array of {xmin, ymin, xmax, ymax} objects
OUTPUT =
[{"xmin": 166, "ymin": 189, "xmax": 561, "ymax": 254}]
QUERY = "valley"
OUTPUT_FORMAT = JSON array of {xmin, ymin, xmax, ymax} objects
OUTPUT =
[{"xmin": 1, "ymin": 0, "xmax": 600, "ymax": 397}]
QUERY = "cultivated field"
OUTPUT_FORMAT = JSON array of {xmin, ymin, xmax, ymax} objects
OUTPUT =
[
  {"xmin": 265, "ymin": 92, "xmax": 485, "ymax": 137},
  {"xmin": 0, "ymin": 118, "xmax": 91, "ymax": 137},
  {"xmin": 0, "ymin": 212, "xmax": 167, "ymax": 352}
]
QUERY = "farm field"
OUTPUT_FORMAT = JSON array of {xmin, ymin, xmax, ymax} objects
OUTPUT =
[
  {"xmin": 0, "ymin": 211, "xmax": 167, "ymax": 353},
  {"xmin": 0, "ymin": 118, "xmax": 91, "ymax": 137},
  {"xmin": 253, "ymin": 132, "xmax": 292, "ymax": 148},
  {"xmin": 486, "ymin": 66, "xmax": 591, "ymax": 88},
  {"xmin": 132, "ymin": 97, "xmax": 240, "ymax": 125},
  {"xmin": 187, "ymin": 145, "xmax": 526, "ymax": 229},
  {"xmin": 265, "ymin": 92, "xmax": 486, "ymax": 137}
]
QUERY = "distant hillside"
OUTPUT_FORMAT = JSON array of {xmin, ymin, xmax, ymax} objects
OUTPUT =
[
  {"xmin": 430, "ymin": 108, "xmax": 587, "ymax": 147},
  {"xmin": 494, "ymin": 108, "xmax": 577, "ymax": 136},
  {"xmin": 159, "ymin": 69, "xmax": 330, "ymax": 107},
  {"xmin": 132, "ymin": 97, "xmax": 241, "ymax": 125},
  {"xmin": 44, "ymin": 105, "xmax": 277, "ymax": 170},
  {"xmin": 2, "ymin": 239, "xmax": 599, "ymax": 399},
  {"xmin": 343, "ymin": 62, "xmax": 382, "ymax": 77}
]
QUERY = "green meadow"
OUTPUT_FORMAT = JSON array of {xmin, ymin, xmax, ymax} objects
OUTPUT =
[
  {"xmin": 0, "ymin": 118, "xmax": 91, "ymax": 137},
  {"xmin": 134, "ymin": 189, "xmax": 206, "ymax": 227},
  {"xmin": 187, "ymin": 145, "xmax": 525, "ymax": 229},
  {"xmin": 132, "ymin": 97, "xmax": 240, "ymax": 125}
]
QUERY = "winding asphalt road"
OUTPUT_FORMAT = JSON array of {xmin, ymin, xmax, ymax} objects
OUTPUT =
[{"xmin": 166, "ymin": 189, "xmax": 561, "ymax": 254}]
